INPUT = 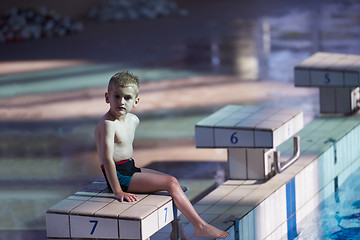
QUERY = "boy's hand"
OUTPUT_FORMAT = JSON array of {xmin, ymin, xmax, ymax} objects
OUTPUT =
[{"xmin": 115, "ymin": 192, "xmax": 138, "ymax": 202}]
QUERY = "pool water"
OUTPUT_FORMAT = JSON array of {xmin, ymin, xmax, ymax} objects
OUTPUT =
[{"xmin": 295, "ymin": 166, "xmax": 360, "ymax": 240}]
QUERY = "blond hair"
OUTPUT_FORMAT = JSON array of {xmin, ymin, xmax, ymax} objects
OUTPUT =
[{"xmin": 108, "ymin": 71, "xmax": 139, "ymax": 95}]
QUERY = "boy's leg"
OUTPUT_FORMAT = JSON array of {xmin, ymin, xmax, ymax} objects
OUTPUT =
[
  {"xmin": 140, "ymin": 168, "xmax": 187, "ymax": 240},
  {"xmin": 127, "ymin": 171, "xmax": 229, "ymax": 239},
  {"xmin": 128, "ymin": 171, "xmax": 202, "ymax": 224}
]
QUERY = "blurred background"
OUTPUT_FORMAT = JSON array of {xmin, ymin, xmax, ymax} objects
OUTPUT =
[{"xmin": 1, "ymin": 0, "xmax": 360, "ymax": 239}]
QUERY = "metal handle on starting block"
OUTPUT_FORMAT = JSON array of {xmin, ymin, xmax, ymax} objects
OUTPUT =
[{"xmin": 274, "ymin": 136, "xmax": 300, "ymax": 174}]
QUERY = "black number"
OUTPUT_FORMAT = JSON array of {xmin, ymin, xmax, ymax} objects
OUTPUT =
[
  {"xmin": 231, "ymin": 132, "xmax": 238, "ymax": 144},
  {"xmin": 89, "ymin": 220, "xmax": 98, "ymax": 235}
]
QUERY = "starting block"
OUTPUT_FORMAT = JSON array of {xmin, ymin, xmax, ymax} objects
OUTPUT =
[
  {"xmin": 295, "ymin": 52, "xmax": 360, "ymax": 114},
  {"xmin": 195, "ymin": 105, "xmax": 303, "ymax": 180},
  {"xmin": 46, "ymin": 180, "xmax": 186, "ymax": 240}
]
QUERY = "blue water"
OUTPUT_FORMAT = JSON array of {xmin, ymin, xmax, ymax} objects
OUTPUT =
[{"xmin": 295, "ymin": 166, "xmax": 360, "ymax": 239}]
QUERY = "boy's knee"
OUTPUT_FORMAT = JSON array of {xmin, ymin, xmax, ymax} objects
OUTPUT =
[{"xmin": 167, "ymin": 176, "xmax": 179, "ymax": 189}]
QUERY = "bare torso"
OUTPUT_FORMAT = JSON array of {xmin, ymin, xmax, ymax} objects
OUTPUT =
[{"xmin": 94, "ymin": 112, "xmax": 139, "ymax": 165}]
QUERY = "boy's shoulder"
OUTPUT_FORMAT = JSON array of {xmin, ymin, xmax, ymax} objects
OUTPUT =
[
  {"xmin": 94, "ymin": 114, "xmax": 109, "ymax": 134},
  {"xmin": 127, "ymin": 113, "xmax": 140, "ymax": 125}
]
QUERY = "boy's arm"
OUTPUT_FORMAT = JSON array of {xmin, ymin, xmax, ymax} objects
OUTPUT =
[{"xmin": 101, "ymin": 121, "xmax": 137, "ymax": 202}]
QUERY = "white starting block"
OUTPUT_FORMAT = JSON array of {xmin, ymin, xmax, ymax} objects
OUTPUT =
[
  {"xmin": 46, "ymin": 180, "xmax": 186, "ymax": 240},
  {"xmin": 195, "ymin": 105, "xmax": 303, "ymax": 180},
  {"xmin": 295, "ymin": 52, "xmax": 360, "ymax": 114}
]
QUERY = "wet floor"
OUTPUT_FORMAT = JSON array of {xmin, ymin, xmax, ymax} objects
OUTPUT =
[{"xmin": 1, "ymin": 0, "xmax": 360, "ymax": 239}]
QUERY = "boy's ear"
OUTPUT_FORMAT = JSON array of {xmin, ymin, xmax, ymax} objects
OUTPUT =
[
  {"xmin": 134, "ymin": 96, "xmax": 140, "ymax": 107},
  {"xmin": 105, "ymin": 92, "xmax": 110, "ymax": 103}
]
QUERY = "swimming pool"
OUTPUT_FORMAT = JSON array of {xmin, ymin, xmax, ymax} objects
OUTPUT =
[
  {"xmin": 206, "ymin": 114, "xmax": 360, "ymax": 240},
  {"xmin": 295, "ymin": 164, "xmax": 360, "ymax": 240}
]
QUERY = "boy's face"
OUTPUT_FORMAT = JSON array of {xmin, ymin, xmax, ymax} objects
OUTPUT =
[{"xmin": 105, "ymin": 84, "xmax": 139, "ymax": 118}]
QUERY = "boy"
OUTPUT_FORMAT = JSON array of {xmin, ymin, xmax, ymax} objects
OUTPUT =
[{"xmin": 94, "ymin": 71, "xmax": 229, "ymax": 239}]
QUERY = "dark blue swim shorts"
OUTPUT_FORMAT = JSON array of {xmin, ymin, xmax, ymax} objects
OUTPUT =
[{"xmin": 101, "ymin": 159, "xmax": 141, "ymax": 192}]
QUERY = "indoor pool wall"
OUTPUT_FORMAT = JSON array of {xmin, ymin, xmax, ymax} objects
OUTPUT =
[{"xmin": 236, "ymin": 113, "xmax": 360, "ymax": 240}]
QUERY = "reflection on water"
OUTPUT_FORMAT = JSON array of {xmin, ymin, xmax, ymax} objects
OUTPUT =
[
  {"xmin": 265, "ymin": 0, "xmax": 360, "ymax": 82},
  {"xmin": 158, "ymin": 19, "xmax": 267, "ymax": 80},
  {"xmin": 0, "ymin": 120, "xmax": 100, "ymax": 233},
  {"xmin": 160, "ymin": 0, "xmax": 360, "ymax": 82},
  {"xmin": 295, "ymin": 166, "xmax": 360, "ymax": 239}
]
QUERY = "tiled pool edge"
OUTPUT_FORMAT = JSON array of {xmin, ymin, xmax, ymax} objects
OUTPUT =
[
  {"xmin": 244, "ymin": 113, "xmax": 360, "ymax": 240},
  {"xmin": 185, "ymin": 113, "xmax": 360, "ymax": 240}
]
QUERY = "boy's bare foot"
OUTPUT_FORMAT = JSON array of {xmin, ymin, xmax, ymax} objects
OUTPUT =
[{"xmin": 194, "ymin": 222, "xmax": 230, "ymax": 239}]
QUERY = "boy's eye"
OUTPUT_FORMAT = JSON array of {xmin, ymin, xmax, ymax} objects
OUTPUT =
[{"xmin": 125, "ymin": 96, "xmax": 132, "ymax": 100}]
